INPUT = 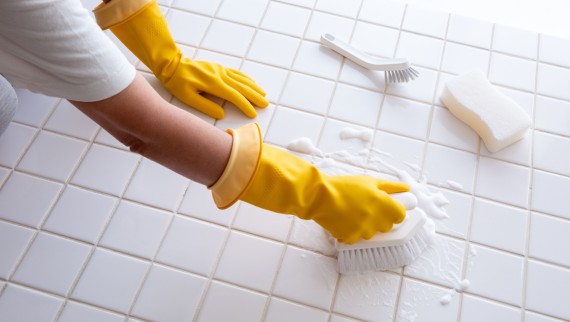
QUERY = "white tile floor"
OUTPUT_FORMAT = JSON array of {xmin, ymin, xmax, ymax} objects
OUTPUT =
[{"xmin": 1, "ymin": 0, "xmax": 570, "ymax": 321}]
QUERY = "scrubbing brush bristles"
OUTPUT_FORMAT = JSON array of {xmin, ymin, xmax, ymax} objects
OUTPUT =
[
  {"xmin": 320, "ymin": 33, "xmax": 420, "ymax": 83},
  {"xmin": 335, "ymin": 193, "xmax": 435, "ymax": 275}
]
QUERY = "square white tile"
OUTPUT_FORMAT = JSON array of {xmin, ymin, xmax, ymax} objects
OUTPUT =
[
  {"xmin": 12, "ymin": 232, "xmax": 91, "ymax": 296},
  {"xmin": 475, "ymin": 157, "xmax": 530, "ymax": 208},
  {"xmin": 171, "ymin": 0, "xmax": 222, "ymax": 16},
  {"xmin": 131, "ymin": 264, "xmax": 206, "ymax": 322},
  {"xmin": 429, "ymin": 105, "xmax": 480, "ymax": 153},
  {"xmin": 72, "ymin": 248, "xmax": 150, "ymax": 313},
  {"xmin": 99, "ymin": 200, "xmax": 172, "ymax": 259},
  {"xmin": 58, "ymin": 301, "xmax": 124, "ymax": 322},
  {"xmin": 288, "ymin": 218, "xmax": 337, "ymax": 256},
  {"xmin": 305, "ymin": 11, "xmax": 355, "ymax": 42},
  {"xmin": 0, "ymin": 122, "xmax": 35, "ymax": 169},
  {"xmin": 537, "ymin": 63, "xmax": 570, "ymax": 101},
  {"xmin": 479, "ymin": 130, "xmax": 532, "ymax": 167},
  {"xmin": 533, "ymin": 131, "xmax": 570, "ymax": 176},
  {"xmin": 465, "ymin": 244, "xmax": 524, "ymax": 305},
  {"xmin": 17, "ymin": 130, "xmax": 87, "ymax": 182},
  {"xmin": 44, "ymin": 100, "xmax": 99, "ymax": 141},
  {"xmin": 385, "ymin": 66, "xmax": 438, "ymax": 103},
  {"xmin": 493, "ymin": 24, "xmax": 538, "ymax": 59},
  {"xmin": 315, "ymin": 0, "xmax": 361, "ymax": 18},
  {"xmin": 13, "ymin": 90, "xmax": 58, "ymax": 127},
  {"xmin": 43, "ymin": 185, "xmax": 116, "ymax": 243},
  {"xmin": 0, "ymin": 284, "xmax": 63, "ymax": 322},
  {"xmin": 378, "ymin": 95, "xmax": 431, "ymax": 140},
  {"xmin": 489, "ymin": 53, "xmax": 536, "ymax": 92},
  {"xmin": 265, "ymin": 107, "xmax": 325, "ymax": 147},
  {"xmin": 359, "ymin": 0, "xmax": 406, "ymax": 28},
  {"xmin": 247, "ymin": 30, "xmax": 300, "ymax": 68},
  {"xmin": 197, "ymin": 281, "xmax": 267, "ymax": 322},
  {"xmin": 166, "ymin": 9, "xmax": 210, "ymax": 46},
  {"xmin": 156, "ymin": 215, "xmax": 227, "ymax": 276},
  {"xmin": 123, "ymin": 158, "xmax": 189, "ymax": 211},
  {"xmin": 261, "ymin": 2, "xmax": 311, "ymax": 38},
  {"xmin": 402, "ymin": 5, "xmax": 448, "ymax": 38},
  {"xmin": 525, "ymin": 312, "xmax": 566, "ymax": 322},
  {"xmin": 423, "ymin": 143, "xmax": 478, "ymax": 193},
  {"xmin": 333, "ymin": 271, "xmax": 400, "ymax": 322},
  {"xmin": 71, "ymin": 144, "xmax": 140, "ymax": 196},
  {"xmin": 539, "ymin": 34, "xmax": 570, "ymax": 68},
  {"xmin": 328, "ymin": 83, "xmax": 382, "ymax": 127},
  {"xmin": 293, "ymin": 41, "xmax": 343, "ymax": 80},
  {"xmin": 214, "ymin": 231, "xmax": 284, "ymax": 293},
  {"xmin": 447, "ymin": 14, "xmax": 493, "ymax": 48},
  {"xmin": 470, "ymin": 198, "xmax": 528, "ymax": 254},
  {"xmin": 318, "ymin": 119, "xmax": 373, "ymax": 153},
  {"xmin": 372, "ymin": 130, "xmax": 425, "ymax": 175},
  {"xmin": 534, "ymin": 95, "xmax": 570, "ymax": 137},
  {"xmin": 396, "ymin": 32, "xmax": 444, "ymax": 69},
  {"xmin": 178, "ymin": 181, "xmax": 238, "ymax": 226},
  {"xmin": 201, "ymin": 20, "xmax": 255, "ymax": 57},
  {"xmin": 0, "ymin": 172, "xmax": 63, "ymax": 228},
  {"xmin": 441, "ymin": 42, "xmax": 490, "ymax": 75},
  {"xmin": 526, "ymin": 260, "xmax": 570, "ymax": 320},
  {"xmin": 351, "ymin": 22, "xmax": 399, "ymax": 58},
  {"xmin": 460, "ymin": 294, "xmax": 521, "ymax": 322},
  {"xmin": 531, "ymin": 170, "xmax": 570, "ymax": 220},
  {"xmin": 241, "ymin": 61, "xmax": 289, "ymax": 103},
  {"xmin": 404, "ymin": 234, "xmax": 465, "ymax": 288},
  {"xmin": 232, "ymin": 202, "xmax": 293, "ymax": 242},
  {"xmin": 339, "ymin": 60, "xmax": 387, "ymax": 91},
  {"xmin": 273, "ymin": 246, "xmax": 338, "ymax": 310},
  {"xmin": 396, "ymin": 278, "xmax": 460, "ymax": 322},
  {"xmin": 433, "ymin": 189, "xmax": 472, "ymax": 238},
  {"xmin": 265, "ymin": 297, "xmax": 329, "ymax": 322},
  {"xmin": 280, "ymin": 72, "xmax": 335, "ymax": 115},
  {"xmin": 529, "ymin": 212, "xmax": 570, "ymax": 267},
  {"xmin": 216, "ymin": 0, "xmax": 268, "ymax": 26},
  {"xmin": 0, "ymin": 221, "xmax": 35, "ymax": 279}
]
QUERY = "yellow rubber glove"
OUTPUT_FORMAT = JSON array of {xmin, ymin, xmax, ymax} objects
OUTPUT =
[
  {"xmin": 93, "ymin": 0, "xmax": 268, "ymax": 119},
  {"xmin": 209, "ymin": 124, "xmax": 410, "ymax": 244}
]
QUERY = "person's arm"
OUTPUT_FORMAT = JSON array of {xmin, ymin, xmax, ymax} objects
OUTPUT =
[{"xmin": 71, "ymin": 73, "xmax": 231, "ymax": 186}]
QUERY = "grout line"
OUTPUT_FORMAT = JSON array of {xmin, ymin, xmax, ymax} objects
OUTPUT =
[
  {"xmin": 388, "ymin": 4, "xmax": 414, "ymax": 321},
  {"xmin": 520, "ymin": 31, "xmax": 543, "ymax": 322}
]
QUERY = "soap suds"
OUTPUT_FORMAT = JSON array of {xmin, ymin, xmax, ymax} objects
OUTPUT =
[
  {"xmin": 284, "ymin": 132, "xmax": 476, "ymax": 314},
  {"xmin": 443, "ymin": 180, "xmax": 463, "ymax": 190},
  {"xmin": 286, "ymin": 137, "xmax": 323, "ymax": 157},
  {"xmin": 339, "ymin": 127, "xmax": 373, "ymax": 142},
  {"xmin": 439, "ymin": 289, "xmax": 456, "ymax": 305}
]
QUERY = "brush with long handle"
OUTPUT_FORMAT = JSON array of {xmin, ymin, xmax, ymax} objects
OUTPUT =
[
  {"xmin": 320, "ymin": 33, "xmax": 419, "ymax": 83},
  {"xmin": 336, "ymin": 192, "xmax": 434, "ymax": 274}
]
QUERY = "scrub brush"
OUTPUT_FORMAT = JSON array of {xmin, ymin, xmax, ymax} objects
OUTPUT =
[
  {"xmin": 336, "ymin": 192, "xmax": 435, "ymax": 274},
  {"xmin": 320, "ymin": 33, "xmax": 419, "ymax": 83}
]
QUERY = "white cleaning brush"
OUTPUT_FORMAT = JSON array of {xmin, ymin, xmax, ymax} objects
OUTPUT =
[
  {"xmin": 320, "ymin": 33, "xmax": 419, "ymax": 83},
  {"xmin": 336, "ymin": 192, "xmax": 435, "ymax": 274}
]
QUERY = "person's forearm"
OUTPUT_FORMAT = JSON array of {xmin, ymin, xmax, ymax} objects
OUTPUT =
[{"xmin": 71, "ymin": 73, "xmax": 232, "ymax": 186}]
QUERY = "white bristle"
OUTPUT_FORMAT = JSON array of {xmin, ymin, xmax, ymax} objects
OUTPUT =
[
  {"xmin": 337, "ymin": 220, "xmax": 435, "ymax": 275},
  {"xmin": 386, "ymin": 67, "xmax": 419, "ymax": 83}
]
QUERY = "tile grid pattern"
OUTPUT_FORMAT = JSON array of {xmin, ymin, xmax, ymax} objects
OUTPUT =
[{"xmin": 0, "ymin": 0, "xmax": 569, "ymax": 321}]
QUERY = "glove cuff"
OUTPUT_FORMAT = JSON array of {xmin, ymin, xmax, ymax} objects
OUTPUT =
[
  {"xmin": 209, "ymin": 123, "xmax": 262, "ymax": 209},
  {"xmin": 93, "ymin": 0, "xmax": 154, "ymax": 30}
]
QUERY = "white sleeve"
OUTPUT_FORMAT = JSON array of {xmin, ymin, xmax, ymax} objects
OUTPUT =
[{"xmin": 0, "ymin": 0, "xmax": 136, "ymax": 102}]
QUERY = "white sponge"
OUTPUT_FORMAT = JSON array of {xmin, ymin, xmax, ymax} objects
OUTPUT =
[{"xmin": 441, "ymin": 70, "xmax": 531, "ymax": 153}]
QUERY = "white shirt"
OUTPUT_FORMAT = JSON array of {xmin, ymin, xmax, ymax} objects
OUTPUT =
[{"xmin": 0, "ymin": 0, "xmax": 136, "ymax": 102}]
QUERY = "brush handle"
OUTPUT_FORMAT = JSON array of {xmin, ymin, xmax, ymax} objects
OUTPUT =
[{"xmin": 320, "ymin": 33, "xmax": 409, "ymax": 71}]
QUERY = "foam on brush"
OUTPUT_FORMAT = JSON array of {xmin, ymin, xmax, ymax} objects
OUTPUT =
[{"xmin": 441, "ymin": 70, "xmax": 531, "ymax": 153}]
